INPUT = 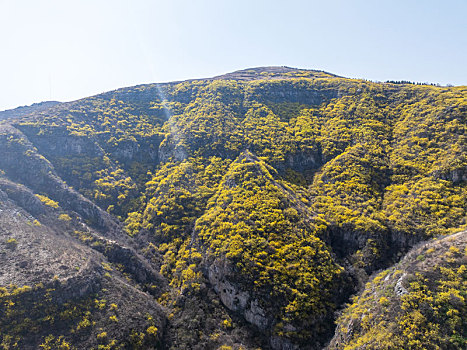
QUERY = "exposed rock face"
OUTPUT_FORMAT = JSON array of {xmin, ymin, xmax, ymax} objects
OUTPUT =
[
  {"xmin": 437, "ymin": 166, "xmax": 467, "ymax": 184},
  {"xmin": 18, "ymin": 130, "xmax": 105, "ymax": 157},
  {"xmin": 87, "ymin": 234, "xmax": 165, "ymax": 289},
  {"xmin": 208, "ymin": 259, "xmax": 271, "ymax": 331},
  {"xmin": 284, "ymin": 147, "xmax": 323, "ymax": 172},
  {"xmin": 244, "ymin": 299, "xmax": 269, "ymax": 331},
  {"xmin": 158, "ymin": 140, "xmax": 188, "ymax": 163},
  {"xmin": 103, "ymin": 135, "xmax": 161, "ymax": 164},
  {"xmin": 327, "ymin": 225, "xmax": 425, "ymax": 272},
  {"xmin": 112, "ymin": 139, "xmax": 141, "ymax": 160},
  {"xmin": 0, "ymin": 179, "xmax": 46, "ymax": 217},
  {"xmin": 270, "ymin": 336, "xmax": 300, "ymax": 350},
  {"xmin": 394, "ymin": 273, "xmax": 408, "ymax": 296},
  {"xmin": 207, "ymin": 259, "xmax": 301, "ymax": 350},
  {"xmin": 249, "ymin": 81, "xmax": 340, "ymax": 105}
]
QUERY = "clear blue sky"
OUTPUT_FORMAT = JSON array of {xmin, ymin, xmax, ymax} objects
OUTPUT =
[{"xmin": 1, "ymin": 0, "xmax": 466, "ymax": 111}]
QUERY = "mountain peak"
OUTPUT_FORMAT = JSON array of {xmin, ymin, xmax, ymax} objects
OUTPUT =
[{"xmin": 212, "ymin": 66, "xmax": 339, "ymax": 81}]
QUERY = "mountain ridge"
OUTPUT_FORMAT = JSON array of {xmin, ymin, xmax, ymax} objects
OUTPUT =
[
  {"xmin": 0, "ymin": 67, "xmax": 465, "ymax": 349},
  {"xmin": 0, "ymin": 101, "xmax": 60, "ymax": 121},
  {"xmin": 4, "ymin": 66, "xmax": 463, "ymax": 121}
]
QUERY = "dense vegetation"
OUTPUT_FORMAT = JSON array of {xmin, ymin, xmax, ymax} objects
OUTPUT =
[
  {"xmin": 329, "ymin": 231, "xmax": 466, "ymax": 350},
  {"xmin": 0, "ymin": 67, "xmax": 465, "ymax": 349}
]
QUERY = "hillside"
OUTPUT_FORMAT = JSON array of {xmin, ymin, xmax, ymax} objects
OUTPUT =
[
  {"xmin": 0, "ymin": 101, "xmax": 60, "ymax": 121},
  {"xmin": 329, "ymin": 231, "xmax": 466, "ymax": 350},
  {"xmin": 0, "ymin": 66, "xmax": 465, "ymax": 349}
]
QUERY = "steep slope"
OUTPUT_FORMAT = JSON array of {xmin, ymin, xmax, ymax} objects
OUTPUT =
[
  {"xmin": 0, "ymin": 67, "xmax": 466, "ymax": 349},
  {"xmin": 194, "ymin": 151, "xmax": 348, "ymax": 348},
  {"xmin": 328, "ymin": 231, "xmax": 466, "ymax": 350},
  {"xmin": 0, "ymin": 124, "xmax": 120, "ymax": 232},
  {"xmin": 0, "ymin": 179, "xmax": 166, "ymax": 349}
]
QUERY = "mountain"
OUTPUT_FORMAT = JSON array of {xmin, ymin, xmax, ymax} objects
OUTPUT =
[
  {"xmin": 0, "ymin": 66, "xmax": 465, "ymax": 349},
  {"xmin": 328, "ymin": 230, "xmax": 466, "ymax": 350},
  {"xmin": 0, "ymin": 101, "xmax": 60, "ymax": 121}
]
